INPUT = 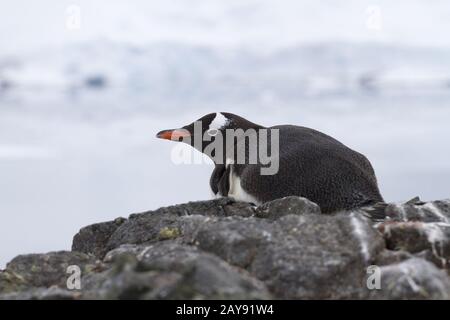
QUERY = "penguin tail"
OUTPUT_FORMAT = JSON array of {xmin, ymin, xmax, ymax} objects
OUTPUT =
[{"xmin": 359, "ymin": 201, "xmax": 388, "ymax": 222}]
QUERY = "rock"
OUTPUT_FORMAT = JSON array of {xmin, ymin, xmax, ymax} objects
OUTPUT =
[
  {"xmin": 72, "ymin": 217, "xmax": 126, "ymax": 258},
  {"xmin": 370, "ymin": 258, "xmax": 450, "ymax": 299},
  {"xmin": 3, "ymin": 197, "xmax": 450, "ymax": 300},
  {"xmin": 82, "ymin": 242, "xmax": 271, "ymax": 300},
  {"xmin": 192, "ymin": 212, "xmax": 385, "ymax": 299},
  {"xmin": 252, "ymin": 214, "xmax": 385, "ymax": 299},
  {"xmin": 0, "ymin": 251, "xmax": 99, "ymax": 294},
  {"xmin": 255, "ymin": 196, "xmax": 321, "ymax": 219},
  {"xmin": 415, "ymin": 250, "xmax": 449, "ymax": 270},
  {"xmin": 374, "ymin": 250, "xmax": 414, "ymax": 266},
  {"xmin": 81, "ymin": 196, "xmax": 321, "ymax": 259},
  {"xmin": 1, "ymin": 243, "xmax": 270, "ymax": 300},
  {"xmin": 385, "ymin": 198, "xmax": 450, "ymax": 222},
  {"xmin": 192, "ymin": 216, "xmax": 273, "ymax": 268},
  {"xmin": 128, "ymin": 197, "xmax": 255, "ymax": 220},
  {"xmin": 0, "ymin": 287, "xmax": 82, "ymax": 300},
  {"xmin": 105, "ymin": 213, "xmax": 211, "ymax": 255},
  {"xmin": 72, "ymin": 198, "xmax": 256, "ymax": 258},
  {"xmin": 378, "ymin": 221, "xmax": 450, "ymax": 267}
]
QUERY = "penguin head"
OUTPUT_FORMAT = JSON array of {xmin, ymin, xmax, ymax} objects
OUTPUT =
[{"xmin": 156, "ymin": 112, "xmax": 263, "ymax": 161}]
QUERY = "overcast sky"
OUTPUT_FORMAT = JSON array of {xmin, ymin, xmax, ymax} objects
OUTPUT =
[{"xmin": 1, "ymin": 0, "xmax": 450, "ymax": 56}]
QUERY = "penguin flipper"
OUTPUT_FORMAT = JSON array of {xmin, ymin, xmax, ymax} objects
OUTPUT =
[
  {"xmin": 210, "ymin": 165, "xmax": 225, "ymax": 196},
  {"xmin": 210, "ymin": 164, "xmax": 231, "ymax": 197}
]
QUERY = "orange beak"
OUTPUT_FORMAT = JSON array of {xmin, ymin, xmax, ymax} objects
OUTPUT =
[{"xmin": 156, "ymin": 129, "xmax": 191, "ymax": 141}]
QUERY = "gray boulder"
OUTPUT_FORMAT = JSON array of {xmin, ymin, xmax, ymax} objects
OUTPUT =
[
  {"xmin": 2, "ymin": 196, "xmax": 450, "ymax": 300},
  {"xmin": 255, "ymin": 196, "xmax": 321, "ymax": 219},
  {"xmin": 72, "ymin": 217, "xmax": 127, "ymax": 258},
  {"xmin": 81, "ymin": 242, "xmax": 271, "ymax": 300},
  {"xmin": 378, "ymin": 221, "xmax": 450, "ymax": 269},
  {"xmin": 76, "ymin": 198, "xmax": 386, "ymax": 299},
  {"xmin": 370, "ymin": 258, "xmax": 450, "ymax": 299},
  {"xmin": 0, "ymin": 251, "xmax": 99, "ymax": 295},
  {"xmin": 101, "ymin": 198, "xmax": 256, "ymax": 257}
]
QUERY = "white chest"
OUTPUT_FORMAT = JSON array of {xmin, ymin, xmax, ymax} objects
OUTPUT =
[{"xmin": 212, "ymin": 165, "xmax": 261, "ymax": 205}]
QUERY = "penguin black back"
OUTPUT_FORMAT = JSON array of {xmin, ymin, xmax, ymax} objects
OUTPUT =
[{"xmin": 234, "ymin": 124, "xmax": 383, "ymax": 213}]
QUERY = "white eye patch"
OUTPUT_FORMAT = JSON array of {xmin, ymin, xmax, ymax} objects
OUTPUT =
[{"xmin": 209, "ymin": 112, "xmax": 229, "ymax": 130}]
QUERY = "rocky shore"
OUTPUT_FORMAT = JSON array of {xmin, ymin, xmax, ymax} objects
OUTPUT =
[{"xmin": 1, "ymin": 196, "xmax": 450, "ymax": 299}]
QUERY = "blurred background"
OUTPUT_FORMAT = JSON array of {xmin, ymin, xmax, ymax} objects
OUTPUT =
[{"xmin": 1, "ymin": 0, "xmax": 450, "ymax": 267}]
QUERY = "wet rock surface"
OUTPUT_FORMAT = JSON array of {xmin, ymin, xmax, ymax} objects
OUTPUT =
[{"xmin": 1, "ymin": 196, "xmax": 450, "ymax": 299}]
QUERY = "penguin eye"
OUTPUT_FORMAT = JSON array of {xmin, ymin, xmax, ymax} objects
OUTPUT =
[{"xmin": 207, "ymin": 129, "xmax": 219, "ymax": 136}]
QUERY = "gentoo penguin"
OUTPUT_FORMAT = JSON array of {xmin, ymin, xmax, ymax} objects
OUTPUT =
[{"xmin": 156, "ymin": 112, "xmax": 384, "ymax": 215}]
